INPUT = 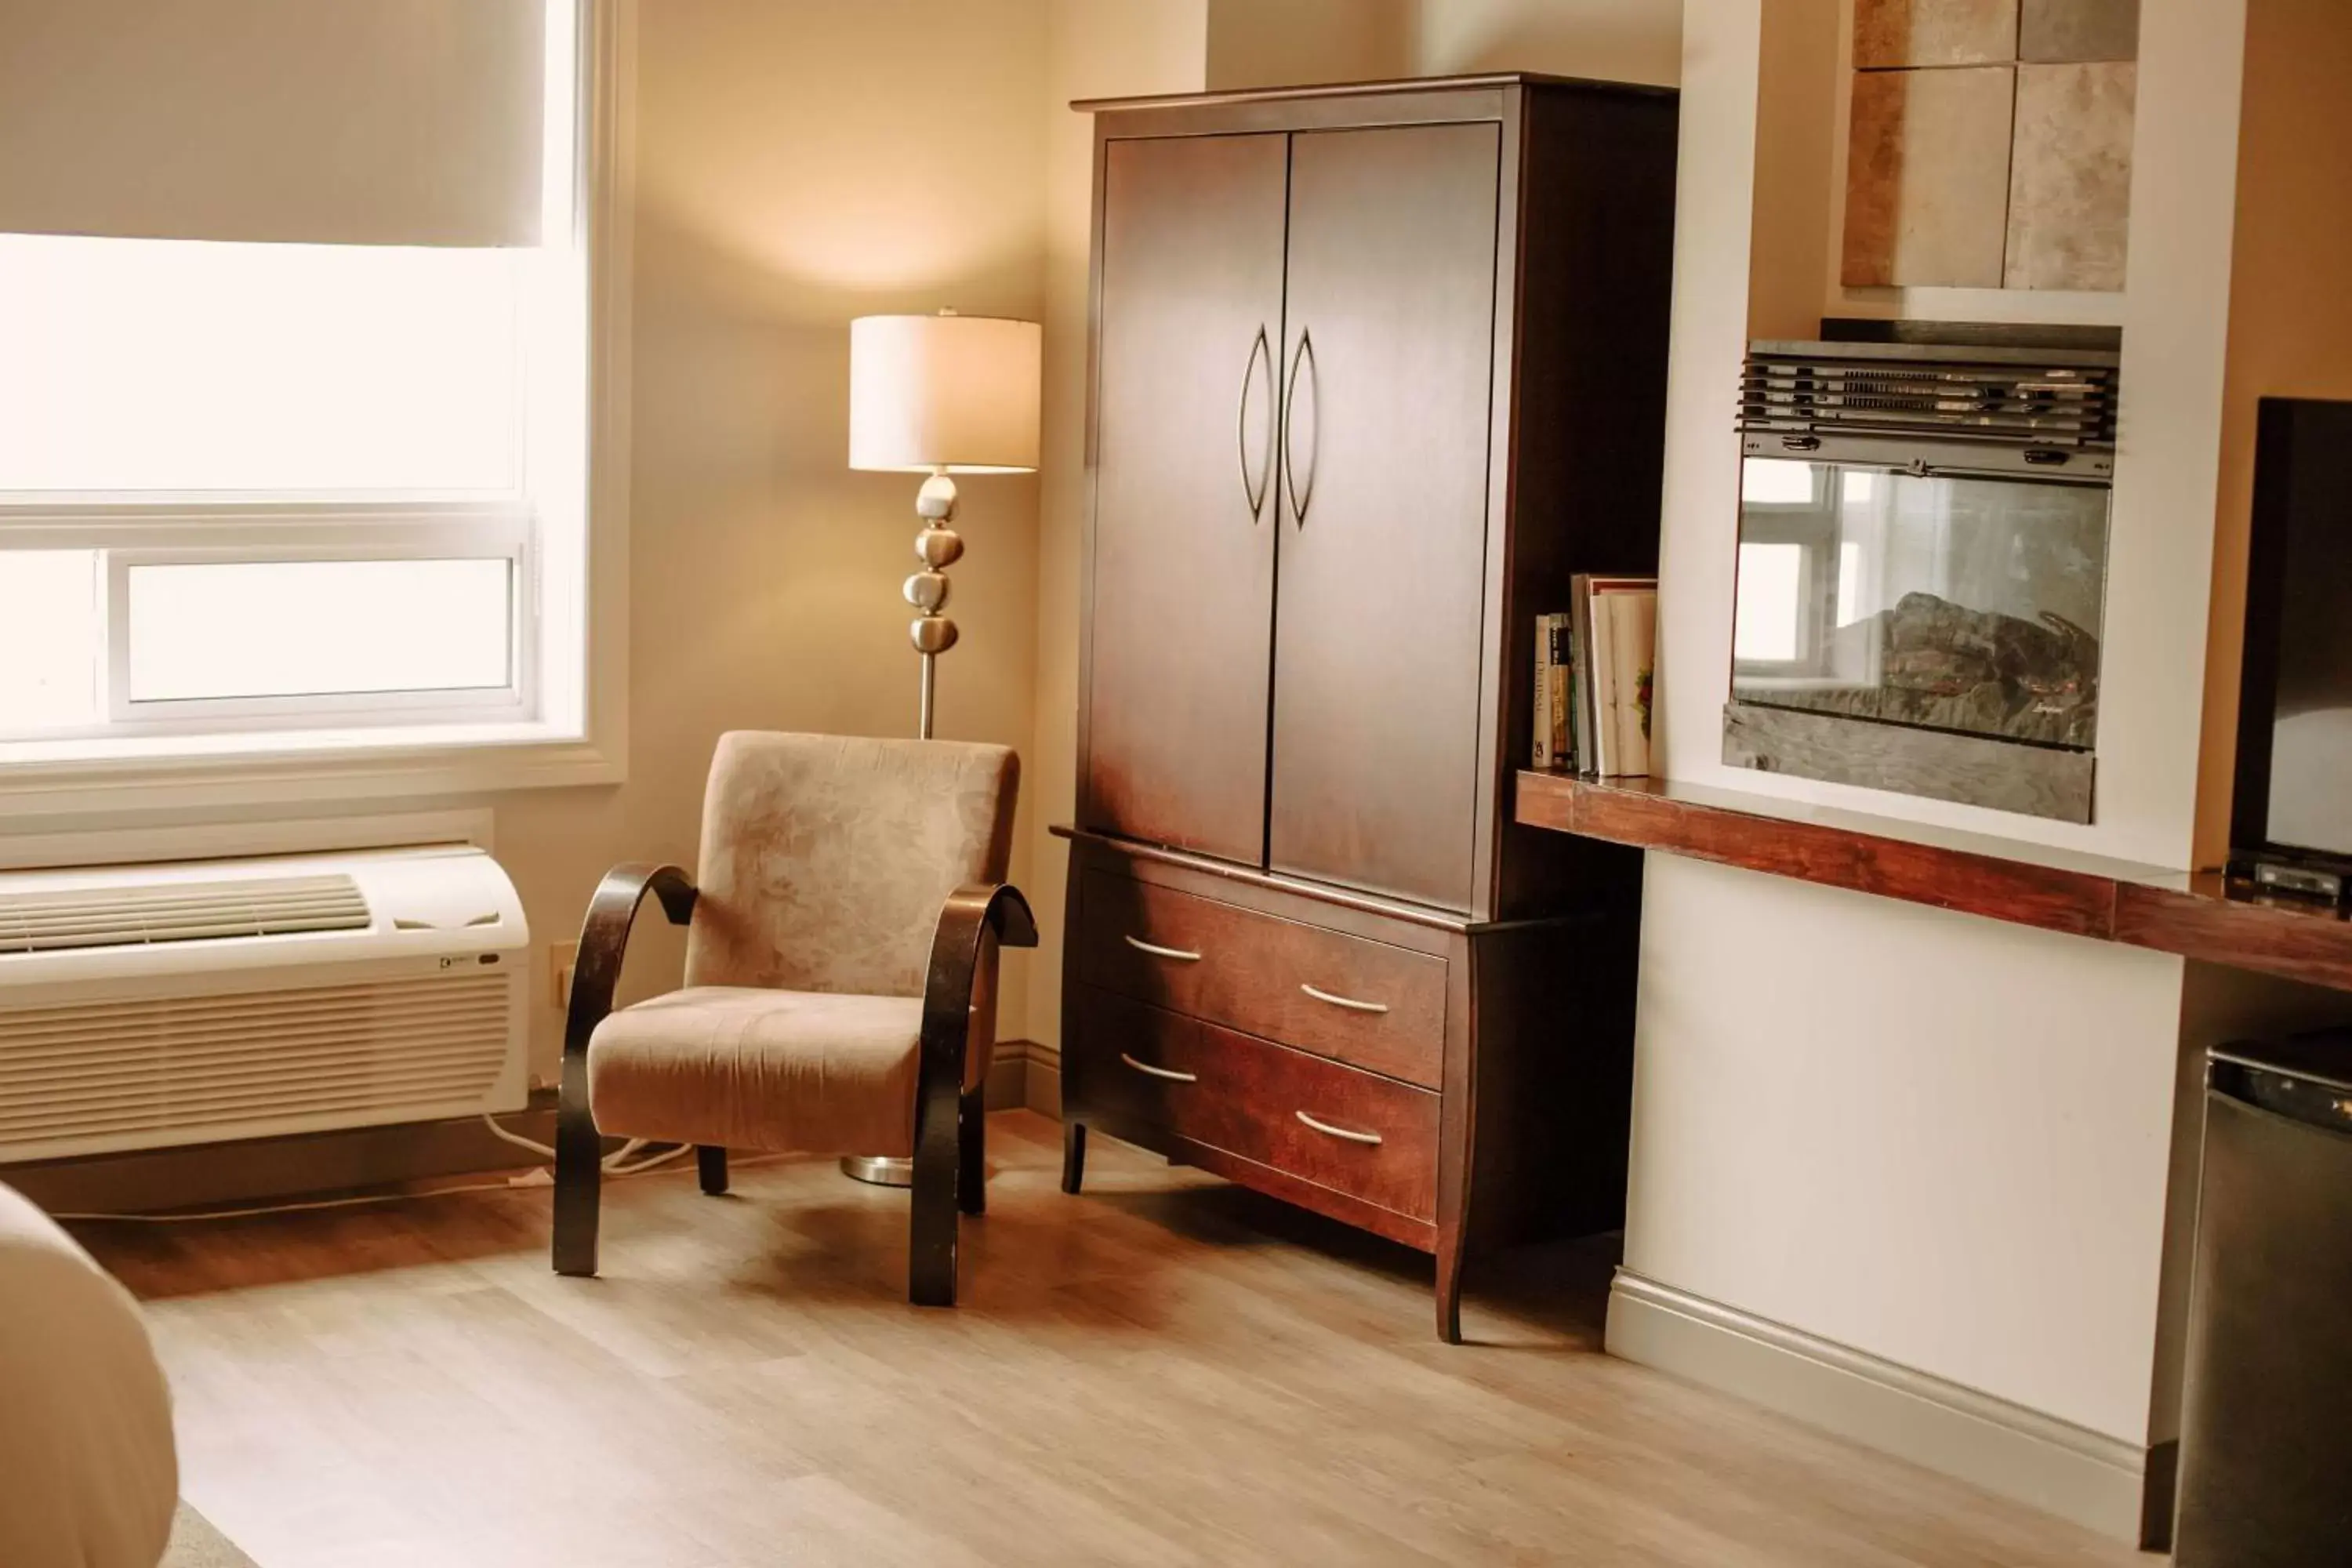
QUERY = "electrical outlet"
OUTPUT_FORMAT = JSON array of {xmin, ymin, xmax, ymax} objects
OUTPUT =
[{"xmin": 549, "ymin": 940, "xmax": 579, "ymax": 1011}]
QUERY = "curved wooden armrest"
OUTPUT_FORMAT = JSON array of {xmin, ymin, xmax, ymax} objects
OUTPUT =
[
  {"xmin": 905, "ymin": 884, "xmax": 1036, "ymax": 1302},
  {"xmin": 553, "ymin": 862, "xmax": 695, "ymax": 1279},
  {"xmin": 563, "ymin": 862, "xmax": 699, "ymax": 1062},
  {"xmin": 914, "ymin": 882, "xmax": 1039, "ymax": 1109}
]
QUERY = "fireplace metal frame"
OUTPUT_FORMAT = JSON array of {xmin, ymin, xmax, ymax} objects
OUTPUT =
[{"xmin": 1722, "ymin": 336, "xmax": 2121, "ymax": 824}]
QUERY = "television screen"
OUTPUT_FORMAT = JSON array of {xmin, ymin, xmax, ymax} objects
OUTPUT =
[{"xmin": 2237, "ymin": 397, "xmax": 2352, "ymax": 861}]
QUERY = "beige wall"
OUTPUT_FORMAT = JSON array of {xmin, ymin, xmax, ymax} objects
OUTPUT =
[
  {"xmin": 1207, "ymin": 0, "xmax": 1414, "ymax": 88},
  {"xmin": 1630, "ymin": 857, "xmax": 2188, "ymax": 1439},
  {"xmin": 495, "ymin": 0, "xmax": 1054, "ymax": 1083},
  {"xmin": 483, "ymin": 0, "xmax": 1234, "ymax": 1080},
  {"xmin": 2193, "ymin": 0, "xmax": 2352, "ymax": 866},
  {"xmin": 1745, "ymin": 0, "xmax": 1839, "ymax": 338},
  {"xmin": 1414, "ymin": 0, "xmax": 1681, "ymax": 82}
]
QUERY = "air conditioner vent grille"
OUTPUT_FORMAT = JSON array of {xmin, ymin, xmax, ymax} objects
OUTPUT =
[
  {"xmin": 0, "ymin": 972, "xmax": 510, "ymax": 1160},
  {"xmin": 0, "ymin": 874, "xmax": 370, "ymax": 955}
]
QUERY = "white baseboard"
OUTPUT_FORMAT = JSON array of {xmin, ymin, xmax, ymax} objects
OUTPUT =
[
  {"xmin": 1606, "ymin": 1270, "xmax": 2147, "ymax": 1543},
  {"xmin": 988, "ymin": 1040, "xmax": 1063, "ymax": 1115},
  {"xmin": 983, "ymin": 1041, "xmax": 1030, "ymax": 1110},
  {"xmin": 1019, "ymin": 1040, "xmax": 1062, "ymax": 1118}
]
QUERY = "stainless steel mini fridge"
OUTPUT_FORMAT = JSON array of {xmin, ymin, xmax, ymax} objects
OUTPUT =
[{"xmin": 2175, "ymin": 1034, "xmax": 2352, "ymax": 1565}]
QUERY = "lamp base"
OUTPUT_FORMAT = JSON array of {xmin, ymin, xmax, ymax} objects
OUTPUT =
[
  {"xmin": 841, "ymin": 468, "xmax": 967, "ymax": 1186},
  {"xmin": 906, "ymin": 470, "xmax": 962, "ymax": 740},
  {"xmin": 839, "ymin": 1154, "xmax": 914, "ymax": 1188}
]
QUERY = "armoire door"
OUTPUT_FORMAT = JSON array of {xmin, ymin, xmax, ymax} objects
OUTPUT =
[
  {"xmin": 1268, "ymin": 122, "xmax": 1502, "ymax": 909},
  {"xmin": 1082, "ymin": 132, "xmax": 1290, "ymax": 865}
]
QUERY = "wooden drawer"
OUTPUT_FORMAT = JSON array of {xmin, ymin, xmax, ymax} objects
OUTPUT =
[
  {"xmin": 1072, "ymin": 987, "xmax": 1439, "ymax": 1223},
  {"xmin": 1077, "ymin": 869, "xmax": 1446, "ymax": 1087}
]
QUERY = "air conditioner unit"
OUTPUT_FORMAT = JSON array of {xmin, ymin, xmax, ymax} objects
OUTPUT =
[{"xmin": 0, "ymin": 844, "xmax": 529, "ymax": 1163}]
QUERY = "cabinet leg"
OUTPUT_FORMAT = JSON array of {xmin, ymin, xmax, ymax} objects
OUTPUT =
[
  {"xmin": 1436, "ymin": 1222, "xmax": 1466, "ymax": 1345},
  {"xmin": 1061, "ymin": 1119, "xmax": 1087, "ymax": 1195}
]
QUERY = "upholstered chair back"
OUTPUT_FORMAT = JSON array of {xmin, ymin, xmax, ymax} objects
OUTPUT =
[{"xmin": 684, "ymin": 732, "xmax": 1019, "ymax": 998}]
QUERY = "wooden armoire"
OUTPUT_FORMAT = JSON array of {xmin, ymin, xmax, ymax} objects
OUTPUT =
[{"xmin": 1053, "ymin": 75, "xmax": 1678, "ymax": 1341}]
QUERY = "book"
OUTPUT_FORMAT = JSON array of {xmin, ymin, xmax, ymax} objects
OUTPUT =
[
  {"xmin": 1627, "ymin": 589, "xmax": 1657, "ymax": 773},
  {"xmin": 1604, "ymin": 586, "xmax": 1655, "ymax": 775},
  {"xmin": 1571, "ymin": 575, "xmax": 1660, "ymax": 777},
  {"xmin": 1532, "ymin": 612, "xmax": 1581, "ymax": 771},
  {"xmin": 1531, "ymin": 615, "xmax": 1554, "ymax": 769},
  {"xmin": 1587, "ymin": 586, "xmax": 1621, "ymax": 777},
  {"xmin": 1551, "ymin": 614, "xmax": 1570, "ymax": 769},
  {"xmin": 1567, "ymin": 578, "xmax": 1597, "ymax": 774}
]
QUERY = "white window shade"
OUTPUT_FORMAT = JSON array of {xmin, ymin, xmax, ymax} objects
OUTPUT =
[
  {"xmin": 0, "ymin": 0, "xmax": 546, "ymax": 247},
  {"xmin": 0, "ymin": 236, "xmax": 526, "ymax": 492}
]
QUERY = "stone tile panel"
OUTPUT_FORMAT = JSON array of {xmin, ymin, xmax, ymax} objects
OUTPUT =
[
  {"xmin": 2005, "ymin": 60, "xmax": 2135, "ymax": 290},
  {"xmin": 1844, "ymin": 64, "xmax": 2017, "ymax": 287},
  {"xmin": 1853, "ymin": 0, "xmax": 2021, "ymax": 67},
  {"xmin": 2020, "ymin": 0, "xmax": 2140, "ymax": 63}
]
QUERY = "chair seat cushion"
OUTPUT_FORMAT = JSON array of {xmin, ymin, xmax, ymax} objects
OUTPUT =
[{"xmin": 588, "ymin": 987, "xmax": 927, "ymax": 1157}]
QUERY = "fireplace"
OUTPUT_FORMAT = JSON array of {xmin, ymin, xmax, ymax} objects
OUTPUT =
[{"xmin": 1724, "ymin": 333, "xmax": 2119, "ymax": 822}]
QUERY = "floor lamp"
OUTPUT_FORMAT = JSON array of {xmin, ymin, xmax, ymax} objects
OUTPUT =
[{"xmin": 840, "ymin": 310, "xmax": 1041, "ymax": 1187}]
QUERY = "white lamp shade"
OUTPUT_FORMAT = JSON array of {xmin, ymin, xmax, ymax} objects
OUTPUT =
[{"xmin": 848, "ymin": 314, "xmax": 1042, "ymax": 474}]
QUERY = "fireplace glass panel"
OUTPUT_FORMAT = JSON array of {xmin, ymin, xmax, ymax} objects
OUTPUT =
[{"xmin": 1732, "ymin": 458, "xmax": 2109, "ymax": 750}]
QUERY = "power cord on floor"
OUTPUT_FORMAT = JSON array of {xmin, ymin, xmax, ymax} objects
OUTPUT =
[
  {"xmin": 49, "ymin": 1122, "xmax": 747, "ymax": 1225},
  {"xmin": 50, "ymin": 1178, "xmax": 539, "ymax": 1225},
  {"xmin": 478, "ymin": 1112, "xmax": 696, "ymax": 1177}
]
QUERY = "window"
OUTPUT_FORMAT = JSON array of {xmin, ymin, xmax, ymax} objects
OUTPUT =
[
  {"xmin": 0, "ymin": 0, "xmax": 600, "ymax": 771},
  {"xmin": 1733, "ymin": 459, "xmax": 1830, "ymax": 669},
  {"xmin": 1733, "ymin": 542, "xmax": 1806, "ymax": 662}
]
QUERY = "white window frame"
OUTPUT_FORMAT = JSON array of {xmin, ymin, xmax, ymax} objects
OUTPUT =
[
  {"xmin": 0, "ymin": 0, "xmax": 632, "ymax": 822},
  {"xmin": 100, "ymin": 512, "xmax": 537, "ymax": 731},
  {"xmin": 1733, "ymin": 459, "xmax": 1835, "ymax": 676}
]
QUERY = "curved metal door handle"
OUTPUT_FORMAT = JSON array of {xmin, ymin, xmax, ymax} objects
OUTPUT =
[
  {"xmin": 1280, "ymin": 328, "xmax": 1318, "ymax": 526},
  {"xmin": 1294, "ymin": 1109, "xmax": 1381, "ymax": 1145},
  {"xmin": 1300, "ymin": 982, "xmax": 1389, "ymax": 1015},
  {"xmin": 1123, "ymin": 935, "xmax": 1201, "ymax": 963},
  {"xmin": 1120, "ymin": 1052, "xmax": 1198, "ymax": 1083},
  {"xmin": 1236, "ymin": 326, "xmax": 1273, "ymax": 520}
]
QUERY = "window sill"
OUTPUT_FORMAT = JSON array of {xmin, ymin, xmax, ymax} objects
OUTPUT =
[{"xmin": 0, "ymin": 719, "xmax": 623, "ymax": 821}]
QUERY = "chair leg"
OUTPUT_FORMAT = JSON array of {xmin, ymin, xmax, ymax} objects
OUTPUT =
[
  {"xmin": 552, "ymin": 1058, "xmax": 602, "ymax": 1278},
  {"xmin": 697, "ymin": 1145, "xmax": 729, "ymax": 1196},
  {"xmin": 957, "ymin": 1087, "xmax": 985, "ymax": 1217},
  {"xmin": 909, "ymin": 1135, "xmax": 959, "ymax": 1308},
  {"xmin": 1061, "ymin": 1118, "xmax": 1087, "ymax": 1195}
]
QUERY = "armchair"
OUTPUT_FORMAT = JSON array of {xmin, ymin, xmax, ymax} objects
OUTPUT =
[{"xmin": 551, "ymin": 732, "xmax": 1033, "ymax": 1306}]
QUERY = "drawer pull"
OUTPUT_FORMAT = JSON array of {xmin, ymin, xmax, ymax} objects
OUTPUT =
[
  {"xmin": 1294, "ymin": 1110, "xmax": 1382, "ymax": 1145},
  {"xmin": 1120, "ymin": 1051, "xmax": 1198, "ymax": 1083},
  {"xmin": 1299, "ymin": 982, "xmax": 1388, "ymax": 1014},
  {"xmin": 1123, "ymin": 935, "xmax": 1203, "ymax": 964}
]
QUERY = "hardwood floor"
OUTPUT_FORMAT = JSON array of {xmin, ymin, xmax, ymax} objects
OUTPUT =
[{"xmin": 76, "ymin": 1112, "xmax": 2142, "ymax": 1567}]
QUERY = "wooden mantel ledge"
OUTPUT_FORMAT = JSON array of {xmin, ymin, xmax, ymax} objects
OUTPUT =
[{"xmin": 1515, "ymin": 770, "xmax": 2352, "ymax": 993}]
